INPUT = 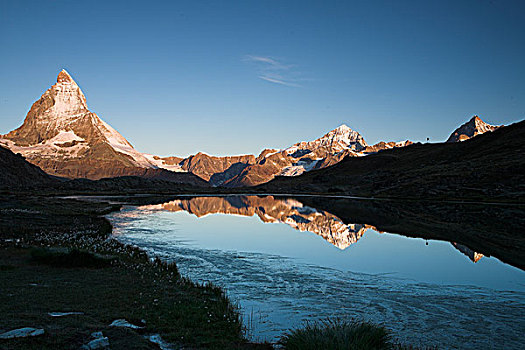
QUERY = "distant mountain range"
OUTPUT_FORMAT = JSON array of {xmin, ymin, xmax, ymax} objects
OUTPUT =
[
  {"xmin": 1, "ymin": 69, "xmax": 499, "ymax": 187},
  {"xmin": 259, "ymin": 118, "xmax": 525, "ymax": 202}
]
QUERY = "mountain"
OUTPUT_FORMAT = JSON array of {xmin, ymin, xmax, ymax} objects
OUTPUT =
[
  {"xmin": 0, "ymin": 70, "xmax": 204, "ymax": 185},
  {"xmin": 178, "ymin": 153, "xmax": 256, "ymax": 186},
  {"xmin": 258, "ymin": 119, "xmax": 525, "ymax": 202},
  {"xmin": 140, "ymin": 195, "xmax": 491, "ymax": 260},
  {"xmin": 223, "ymin": 125, "xmax": 407, "ymax": 187},
  {"xmin": 294, "ymin": 195, "xmax": 524, "ymax": 269},
  {"xmin": 141, "ymin": 195, "xmax": 372, "ymax": 249},
  {"xmin": 151, "ymin": 125, "xmax": 410, "ymax": 187},
  {"xmin": 0, "ymin": 145, "xmax": 58, "ymax": 189},
  {"xmin": 0, "ymin": 70, "xmax": 413, "ymax": 187},
  {"xmin": 447, "ymin": 116, "xmax": 500, "ymax": 142}
]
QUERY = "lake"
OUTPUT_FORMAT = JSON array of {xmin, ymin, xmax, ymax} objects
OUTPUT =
[{"xmin": 107, "ymin": 195, "xmax": 525, "ymax": 348}]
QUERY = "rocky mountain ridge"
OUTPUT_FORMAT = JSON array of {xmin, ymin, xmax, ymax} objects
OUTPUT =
[
  {"xmin": 1, "ymin": 70, "xmax": 412, "ymax": 186},
  {"xmin": 0, "ymin": 69, "xmax": 504, "ymax": 187},
  {"xmin": 259, "ymin": 119, "xmax": 525, "ymax": 202},
  {"xmin": 0, "ymin": 144, "xmax": 58, "ymax": 189}
]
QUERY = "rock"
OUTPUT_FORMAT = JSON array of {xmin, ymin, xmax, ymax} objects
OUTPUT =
[
  {"xmin": 109, "ymin": 319, "xmax": 143, "ymax": 329},
  {"xmin": 82, "ymin": 336, "xmax": 109, "ymax": 349},
  {"xmin": 178, "ymin": 153, "xmax": 255, "ymax": 185},
  {"xmin": 48, "ymin": 311, "xmax": 84, "ymax": 317},
  {"xmin": 0, "ymin": 327, "xmax": 44, "ymax": 339},
  {"xmin": 91, "ymin": 331, "xmax": 104, "ymax": 339},
  {"xmin": 224, "ymin": 124, "xmax": 371, "ymax": 187},
  {"xmin": 145, "ymin": 333, "xmax": 174, "ymax": 350}
]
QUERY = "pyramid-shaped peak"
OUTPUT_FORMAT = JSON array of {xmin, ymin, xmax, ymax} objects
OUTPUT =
[
  {"xmin": 469, "ymin": 115, "xmax": 483, "ymax": 123},
  {"xmin": 57, "ymin": 69, "xmax": 75, "ymax": 84},
  {"xmin": 467, "ymin": 115, "xmax": 493, "ymax": 127},
  {"xmin": 447, "ymin": 115, "xmax": 500, "ymax": 142}
]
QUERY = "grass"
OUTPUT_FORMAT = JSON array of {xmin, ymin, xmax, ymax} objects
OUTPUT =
[
  {"xmin": 0, "ymin": 196, "xmax": 270, "ymax": 349},
  {"xmin": 0, "ymin": 246, "xmax": 254, "ymax": 349},
  {"xmin": 279, "ymin": 319, "xmax": 392, "ymax": 350},
  {"xmin": 279, "ymin": 319, "xmax": 437, "ymax": 350}
]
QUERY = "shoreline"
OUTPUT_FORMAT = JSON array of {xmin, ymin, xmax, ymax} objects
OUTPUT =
[{"xmin": 0, "ymin": 194, "xmax": 271, "ymax": 349}]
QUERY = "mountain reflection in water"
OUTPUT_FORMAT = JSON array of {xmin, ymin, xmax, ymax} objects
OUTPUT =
[
  {"xmin": 139, "ymin": 195, "xmax": 485, "ymax": 263},
  {"xmin": 141, "ymin": 196, "xmax": 371, "ymax": 249}
]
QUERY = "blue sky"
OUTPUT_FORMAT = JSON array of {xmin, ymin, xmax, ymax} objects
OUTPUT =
[{"xmin": 1, "ymin": 0, "xmax": 524, "ymax": 157}]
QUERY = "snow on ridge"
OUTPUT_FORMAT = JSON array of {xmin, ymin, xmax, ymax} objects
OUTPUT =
[
  {"xmin": 48, "ymin": 130, "xmax": 85, "ymax": 144},
  {"xmin": 93, "ymin": 116, "xmax": 158, "ymax": 168},
  {"xmin": 93, "ymin": 116, "xmax": 188, "ymax": 172},
  {"xmin": 280, "ymin": 124, "xmax": 367, "ymax": 156},
  {"xmin": 280, "ymin": 159, "xmax": 320, "ymax": 176},
  {"xmin": 142, "ymin": 153, "xmax": 186, "ymax": 172}
]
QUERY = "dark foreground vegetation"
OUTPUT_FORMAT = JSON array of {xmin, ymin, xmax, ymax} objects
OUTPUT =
[
  {"xmin": 0, "ymin": 196, "xmax": 269, "ymax": 349},
  {"xmin": 279, "ymin": 319, "xmax": 436, "ymax": 350},
  {"xmin": 280, "ymin": 319, "xmax": 391, "ymax": 350}
]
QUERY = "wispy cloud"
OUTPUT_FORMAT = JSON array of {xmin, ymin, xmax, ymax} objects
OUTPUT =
[
  {"xmin": 244, "ymin": 55, "xmax": 302, "ymax": 87},
  {"xmin": 258, "ymin": 76, "xmax": 301, "ymax": 87}
]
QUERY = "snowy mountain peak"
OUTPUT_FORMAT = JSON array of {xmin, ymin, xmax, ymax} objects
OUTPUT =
[
  {"xmin": 333, "ymin": 124, "xmax": 352, "ymax": 132},
  {"xmin": 57, "ymin": 69, "xmax": 75, "ymax": 84},
  {"xmin": 317, "ymin": 124, "xmax": 368, "ymax": 150},
  {"xmin": 0, "ymin": 70, "xmax": 186, "ymax": 176}
]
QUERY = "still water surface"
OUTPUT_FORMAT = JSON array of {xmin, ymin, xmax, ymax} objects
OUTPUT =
[{"xmin": 107, "ymin": 196, "xmax": 525, "ymax": 348}]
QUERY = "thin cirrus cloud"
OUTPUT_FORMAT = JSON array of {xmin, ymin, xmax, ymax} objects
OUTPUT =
[{"xmin": 244, "ymin": 55, "xmax": 302, "ymax": 87}]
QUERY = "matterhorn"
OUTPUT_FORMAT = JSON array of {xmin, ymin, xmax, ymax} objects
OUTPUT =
[{"xmin": 0, "ymin": 70, "xmax": 197, "ymax": 182}]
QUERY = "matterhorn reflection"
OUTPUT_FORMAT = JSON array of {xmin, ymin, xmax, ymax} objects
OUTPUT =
[{"xmin": 140, "ymin": 195, "xmax": 373, "ymax": 249}]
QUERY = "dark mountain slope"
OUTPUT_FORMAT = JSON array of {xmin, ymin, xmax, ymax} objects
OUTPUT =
[
  {"xmin": 0, "ymin": 145, "xmax": 58, "ymax": 189},
  {"xmin": 0, "ymin": 144, "xmax": 209, "ymax": 192},
  {"xmin": 259, "ymin": 120, "xmax": 525, "ymax": 202}
]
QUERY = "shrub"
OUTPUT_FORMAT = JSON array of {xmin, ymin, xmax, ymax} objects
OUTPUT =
[{"xmin": 280, "ymin": 319, "xmax": 391, "ymax": 350}]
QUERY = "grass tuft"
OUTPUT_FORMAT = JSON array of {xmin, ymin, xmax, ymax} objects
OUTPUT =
[{"xmin": 280, "ymin": 318, "xmax": 391, "ymax": 350}]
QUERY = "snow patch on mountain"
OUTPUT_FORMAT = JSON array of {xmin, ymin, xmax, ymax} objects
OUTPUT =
[
  {"xmin": 142, "ymin": 153, "xmax": 185, "ymax": 172},
  {"xmin": 49, "ymin": 130, "xmax": 85, "ymax": 144},
  {"xmin": 280, "ymin": 159, "xmax": 321, "ymax": 176}
]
